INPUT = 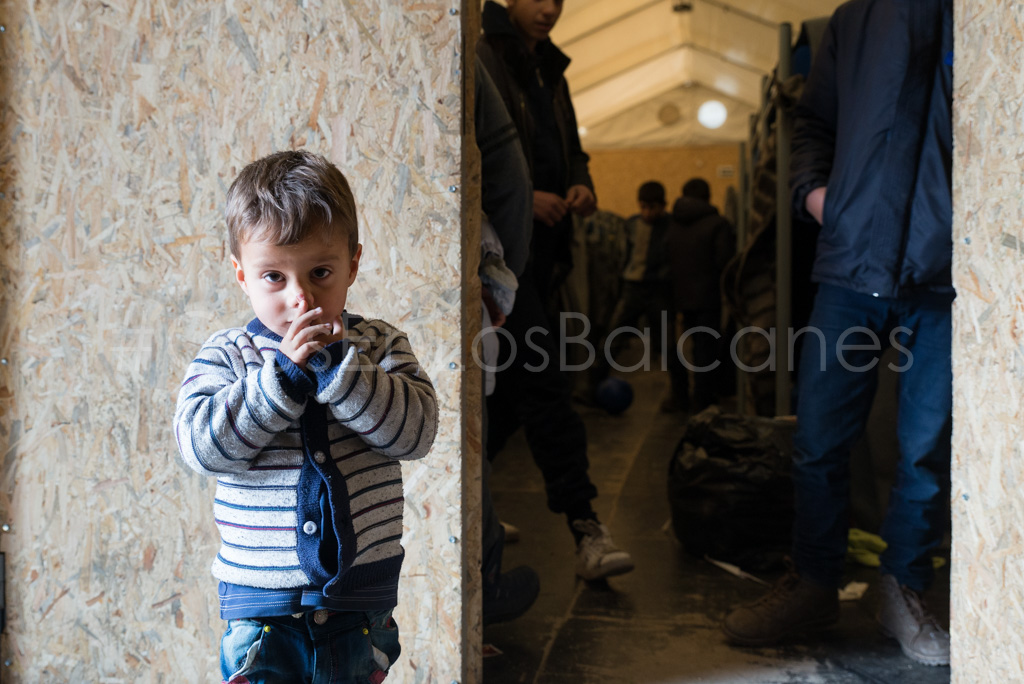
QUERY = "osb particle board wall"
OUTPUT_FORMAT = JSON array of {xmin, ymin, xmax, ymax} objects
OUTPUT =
[
  {"xmin": 951, "ymin": 1, "xmax": 1024, "ymax": 680},
  {"xmin": 0, "ymin": 1, "xmax": 469, "ymax": 680},
  {"xmin": 460, "ymin": 0, "xmax": 484, "ymax": 681},
  {"xmin": 587, "ymin": 144, "xmax": 740, "ymax": 219}
]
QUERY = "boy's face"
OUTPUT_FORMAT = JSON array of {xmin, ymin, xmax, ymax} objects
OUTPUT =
[
  {"xmin": 231, "ymin": 230, "xmax": 361, "ymax": 341},
  {"xmin": 639, "ymin": 201, "xmax": 666, "ymax": 224},
  {"xmin": 507, "ymin": 0, "xmax": 564, "ymax": 46}
]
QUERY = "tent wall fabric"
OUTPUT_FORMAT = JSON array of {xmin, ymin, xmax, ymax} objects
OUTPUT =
[
  {"xmin": 541, "ymin": 0, "xmax": 847, "ymax": 148},
  {"xmin": 588, "ymin": 144, "xmax": 740, "ymax": 219}
]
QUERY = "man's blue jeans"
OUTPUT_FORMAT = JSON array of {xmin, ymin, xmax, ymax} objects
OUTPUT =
[
  {"xmin": 791, "ymin": 284, "xmax": 952, "ymax": 592},
  {"xmin": 220, "ymin": 609, "xmax": 399, "ymax": 684}
]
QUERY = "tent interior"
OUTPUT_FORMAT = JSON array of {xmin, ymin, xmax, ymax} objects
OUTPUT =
[
  {"xmin": 481, "ymin": 1, "xmax": 953, "ymax": 682},
  {"xmin": 557, "ymin": 0, "xmax": 845, "ymax": 149},
  {"xmin": 543, "ymin": 0, "xmax": 844, "ymax": 216}
]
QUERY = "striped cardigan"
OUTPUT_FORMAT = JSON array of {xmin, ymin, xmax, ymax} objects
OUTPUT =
[{"xmin": 174, "ymin": 315, "xmax": 437, "ymax": 603}]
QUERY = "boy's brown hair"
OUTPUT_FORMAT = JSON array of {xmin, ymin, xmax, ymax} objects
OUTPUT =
[{"xmin": 225, "ymin": 150, "xmax": 359, "ymax": 258}]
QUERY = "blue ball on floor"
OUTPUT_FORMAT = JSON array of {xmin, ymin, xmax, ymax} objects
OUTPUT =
[{"xmin": 595, "ymin": 377, "xmax": 634, "ymax": 415}]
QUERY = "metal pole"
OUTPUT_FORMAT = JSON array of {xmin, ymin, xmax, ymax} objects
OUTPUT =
[
  {"xmin": 775, "ymin": 22, "xmax": 793, "ymax": 417},
  {"xmin": 737, "ymin": 142, "xmax": 748, "ymax": 249},
  {"xmin": 736, "ymin": 141, "xmax": 749, "ymax": 415}
]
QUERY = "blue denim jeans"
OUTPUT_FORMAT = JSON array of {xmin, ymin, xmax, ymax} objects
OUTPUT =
[
  {"xmin": 220, "ymin": 609, "xmax": 399, "ymax": 684},
  {"xmin": 791, "ymin": 284, "xmax": 952, "ymax": 592}
]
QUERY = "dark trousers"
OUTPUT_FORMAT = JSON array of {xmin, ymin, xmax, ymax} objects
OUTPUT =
[
  {"xmin": 606, "ymin": 281, "xmax": 672, "ymax": 358},
  {"xmin": 486, "ymin": 261, "xmax": 598, "ymax": 519},
  {"xmin": 791, "ymin": 283, "xmax": 952, "ymax": 591},
  {"xmin": 667, "ymin": 307, "xmax": 722, "ymax": 411}
]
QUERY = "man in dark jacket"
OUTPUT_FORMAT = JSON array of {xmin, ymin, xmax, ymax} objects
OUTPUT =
[
  {"xmin": 477, "ymin": 0, "xmax": 634, "ymax": 582},
  {"xmin": 475, "ymin": 58, "xmax": 541, "ymax": 626},
  {"xmin": 665, "ymin": 178, "xmax": 734, "ymax": 413},
  {"xmin": 723, "ymin": 0, "xmax": 953, "ymax": 666}
]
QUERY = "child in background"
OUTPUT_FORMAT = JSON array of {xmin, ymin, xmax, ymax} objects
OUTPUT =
[{"xmin": 174, "ymin": 150, "xmax": 438, "ymax": 684}]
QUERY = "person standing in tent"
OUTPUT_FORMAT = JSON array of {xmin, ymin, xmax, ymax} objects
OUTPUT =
[
  {"xmin": 474, "ymin": 57, "xmax": 542, "ymax": 625},
  {"xmin": 664, "ymin": 178, "xmax": 735, "ymax": 414},
  {"xmin": 722, "ymin": 0, "xmax": 954, "ymax": 666},
  {"xmin": 477, "ymin": 0, "xmax": 635, "ymax": 581},
  {"xmin": 590, "ymin": 181, "xmax": 673, "ymax": 393}
]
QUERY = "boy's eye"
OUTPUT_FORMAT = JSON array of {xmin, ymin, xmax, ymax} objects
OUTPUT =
[
  {"xmin": 262, "ymin": 273, "xmax": 283, "ymax": 283},
  {"xmin": 312, "ymin": 268, "xmax": 331, "ymax": 279}
]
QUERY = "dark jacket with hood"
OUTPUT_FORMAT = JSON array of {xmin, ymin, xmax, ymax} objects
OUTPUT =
[
  {"xmin": 790, "ymin": 0, "xmax": 953, "ymax": 298},
  {"xmin": 476, "ymin": 0, "xmax": 593, "ymax": 197},
  {"xmin": 666, "ymin": 198, "xmax": 735, "ymax": 311}
]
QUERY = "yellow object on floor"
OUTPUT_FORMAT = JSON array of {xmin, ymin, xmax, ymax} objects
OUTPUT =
[{"xmin": 847, "ymin": 528, "xmax": 946, "ymax": 569}]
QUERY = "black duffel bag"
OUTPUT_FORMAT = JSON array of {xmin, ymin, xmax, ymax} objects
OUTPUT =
[{"xmin": 667, "ymin": 407, "xmax": 796, "ymax": 572}]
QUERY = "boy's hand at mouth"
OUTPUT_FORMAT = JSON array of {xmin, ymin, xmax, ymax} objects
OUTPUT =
[{"xmin": 279, "ymin": 296, "xmax": 332, "ymax": 369}]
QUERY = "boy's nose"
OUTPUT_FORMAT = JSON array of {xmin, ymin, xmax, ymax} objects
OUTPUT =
[{"xmin": 293, "ymin": 287, "xmax": 315, "ymax": 310}]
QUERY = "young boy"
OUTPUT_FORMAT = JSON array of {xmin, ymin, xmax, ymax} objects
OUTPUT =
[{"xmin": 174, "ymin": 150, "xmax": 438, "ymax": 683}]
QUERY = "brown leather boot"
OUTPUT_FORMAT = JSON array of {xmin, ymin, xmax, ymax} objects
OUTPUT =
[
  {"xmin": 875, "ymin": 574, "xmax": 949, "ymax": 666},
  {"xmin": 722, "ymin": 568, "xmax": 839, "ymax": 646}
]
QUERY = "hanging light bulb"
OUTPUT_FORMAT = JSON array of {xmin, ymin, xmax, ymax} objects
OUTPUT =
[{"xmin": 697, "ymin": 100, "xmax": 727, "ymax": 129}]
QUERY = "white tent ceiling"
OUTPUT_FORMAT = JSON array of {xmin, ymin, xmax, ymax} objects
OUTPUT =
[{"xmin": 536, "ymin": 0, "xmax": 845, "ymax": 148}]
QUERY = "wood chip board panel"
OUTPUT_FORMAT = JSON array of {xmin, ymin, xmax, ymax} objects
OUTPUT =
[
  {"xmin": 0, "ymin": 1, "xmax": 471, "ymax": 680},
  {"xmin": 952, "ymin": 1, "xmax": 1024, "ymax": 680}
]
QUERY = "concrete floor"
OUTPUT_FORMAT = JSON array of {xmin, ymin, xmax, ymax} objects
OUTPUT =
[{"xmin": 484, "ymin": 363, "xmax": 951, "ymax": 684}]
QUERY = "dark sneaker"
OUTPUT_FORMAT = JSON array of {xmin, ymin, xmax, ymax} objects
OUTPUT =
[
  {"xmin": 875, "ymin": 574, "xmax": 950, "ymax": 666},
  {"xmin": 483, "ymin": 566, "xmax": 540, "ymax": 626},
  {"xmin": 573, "ymin": 519, "xmax": 635, "ymax": 580},
  {"xmin": 722, "ymin": 568, "xmax": 839, "ymax": 646}
]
